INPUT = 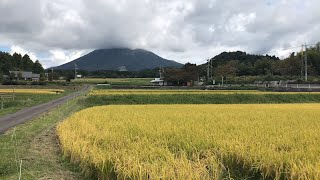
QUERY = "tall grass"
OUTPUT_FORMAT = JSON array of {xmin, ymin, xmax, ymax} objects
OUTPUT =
[{"xmin": 85, "ymin": 94, "xmax": 320, "ymax": 106}]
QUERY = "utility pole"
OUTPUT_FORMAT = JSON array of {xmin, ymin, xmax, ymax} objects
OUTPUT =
[
  {"xmin": 74, "ymin": 63, "xmax": 78, "ymax": 80},
  {"xmin": 51, "ymin": 67, "xmax": 54, "ymax": 81},
  {"xmin": 300, "ymin": 45, "xmax": 304, "ymax": 79},
  {"xmin": 207, "ymin": 59, "xmax": 210, "ymax": 81},
  {"xmin": 221, "ymin": 76, "xmax": 224, "ymax": 86},
  {"xmin": 305, "ymin": 43, "xmax": 308, "ymax": 81},
  {"xmin": 159, "ymin": 66, "xmax": 163, "ymax": 79},
  {"xmin": 210, "ymin": 59, "xmax": 213, "ymax": 80}
]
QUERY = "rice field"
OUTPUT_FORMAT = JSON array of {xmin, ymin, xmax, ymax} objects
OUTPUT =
[
  {"xmin": 72, "ymin": 78, "xmax": 153, "ymax": 85},
  {"xmin": 89, "ymin": 89, "xmax": 320, "ymax": 95},
  {"xmin": 57, "ymin": 104, "xmax": 320, "ymax": 179},
  {"xmin": 0, "ymin": 89, "xmax": 65, "ymax": 94}
]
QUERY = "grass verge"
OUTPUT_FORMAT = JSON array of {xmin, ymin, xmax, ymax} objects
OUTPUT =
[
  {"xmin": 85, "ymin": 94, "xmax": 320, "ymax": 106},
  {"xmin": 0, "ymin": 93, "xmax": 70, "ymax": 117},
  {"xmin": 0, "ymin": 95, "xmax": 87, "ymax": 179}
]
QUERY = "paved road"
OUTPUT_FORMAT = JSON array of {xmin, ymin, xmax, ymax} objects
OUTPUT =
[{"xmin": 0, "ymin": 85, "xmax": 91, "ymax": 134}]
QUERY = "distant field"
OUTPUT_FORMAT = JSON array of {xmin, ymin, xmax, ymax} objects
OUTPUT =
[
  {"xmin": 0, "ymin": 88, "xmax": 70, "ymax": 117},
  {"xmin": 72, "ymin": 78, "xmax": 153, "ymax": 85},
  {"xmin": 90, "ymin": 89, "xmax": 320, "ymax": 95},
  {"xmin": 58, "ymin": 104, "xmax": 320, "ymax": 179},
  {"xmin": 85, "ymin": 89, "xmax": 320, "ymax": 106},
  {"xmin": 0, "ymin": 89, "xmax": 64, "ymax": 94}
]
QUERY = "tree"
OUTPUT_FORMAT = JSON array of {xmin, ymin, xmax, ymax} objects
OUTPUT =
[
  {"xmin": 9, "ymin": 72, "xmax": 16, "ymax": 81},
  {"xmin": 0, "ymin": 71, "xmax": 3, "ymax": 83},
  {"xmin": 238, "ymin": 62, "xmax": 254, "ymax": 76},
  {"xmin": 12, "ymin": 53, "xmax": 22, "ymax": 70},
  {"xmin": 214, "ymin": 60, "xmax": 239, "ymax": 77},
  {"xmin": 253, "ymin": 58, "xmax": 274, "ymax": 75},
  {"xmin": 32, "ymin": 60, "xmax": 44, "ymax": 74},
  {"xmin": 163, "ymin": 63, "xmax": 200, "ymax": 86},
  {"xmin": 21, "ymin": 54, "xmax": 34, "ymax": 71}
]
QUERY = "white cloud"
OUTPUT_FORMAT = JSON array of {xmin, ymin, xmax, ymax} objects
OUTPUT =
[
  {"xmin": 0, "ymin": 0, "xmax": 319, "ymax": 67},
  {"xmin": 226, "ymin": 13, "xmax": 256, "ymax": 32},
  {"xmin": 10, "ymin": 45, "xmax": 38, "ymax": 61},
  {"xmin": 47, "ymin": 49, "xmax": 90, "ymax": 68}
]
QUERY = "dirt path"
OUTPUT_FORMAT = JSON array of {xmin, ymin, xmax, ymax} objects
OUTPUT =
[
  {"xmin": 0, "ymin": 85, "xmax": 91, "ymax": 134},
  {"xmin": 24, "ymin": 125, "xmax": 84, "ymax": 180}
]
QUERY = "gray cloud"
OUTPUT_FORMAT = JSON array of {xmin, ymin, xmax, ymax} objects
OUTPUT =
[{"xmin": 0, "ymin": 0, "xmax": 319, "ymax": 67}]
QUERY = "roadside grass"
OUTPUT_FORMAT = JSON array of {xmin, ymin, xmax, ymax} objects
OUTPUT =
[
  {"xmin": 0, "ymin": 96, "xmax": 87, "ymax": 179},
  {"xmin": 85, "ymin": 93, "xmax": 320, "ymax": 106}
]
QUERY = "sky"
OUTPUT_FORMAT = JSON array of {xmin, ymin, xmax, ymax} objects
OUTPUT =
[{"xmin": 0, "ymin": 0, "xmax": 319, "ymax": 68}]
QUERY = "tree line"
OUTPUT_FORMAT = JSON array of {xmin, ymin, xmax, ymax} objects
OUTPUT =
[
  {"xmin": 0, "ymin": 51, "xmax": 44, "ymax": 82},
  {"xmin": 163, "ymin": 43, "xmax": 320, "ymax": 85},
  {"xmin": 1, "ymin": 42, "xmax": 319, "ymax": 85}
]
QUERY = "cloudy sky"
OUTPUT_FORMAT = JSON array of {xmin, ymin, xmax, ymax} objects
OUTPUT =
[{"xmin": 0, "ymin": 0, "xmax": 319, "ymax": 68}]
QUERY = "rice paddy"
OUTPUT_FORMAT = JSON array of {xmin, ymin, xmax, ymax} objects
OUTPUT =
[
  {"xmin": 57, "ymin": 104, "xmax": 320, "ymax": 179},
  {"xmin": 0, "ymin": 89, "xmax": 65, "ymax": 94}
]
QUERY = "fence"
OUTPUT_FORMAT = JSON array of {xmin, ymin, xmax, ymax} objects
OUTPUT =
[{"xmin": 0, "ymin": 92, "xmax": 16, "ymax": 109}]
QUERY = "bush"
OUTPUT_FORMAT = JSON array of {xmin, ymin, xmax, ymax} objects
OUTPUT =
[{"xmin": 31, "ymin": 81, "xmax": 47, "ymax": 86}]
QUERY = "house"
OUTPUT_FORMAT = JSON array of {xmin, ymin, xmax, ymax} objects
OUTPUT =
[
  {"xmin": 8, "ymin": 71, "xmax": 41, "ymax": 81},
  {"xmin": 150, "ymin": 78, "xmax": 168, "ymax": 86},
  {"xmin": 32, "ymin": 74, "xmax": 40, "ymax": 81},
  {"xmin": 118, "ymin": 66, "xmax": 128, "ymax": 72}
]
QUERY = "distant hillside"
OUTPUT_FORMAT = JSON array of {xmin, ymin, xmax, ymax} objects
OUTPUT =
[
  {"xmin": 207, "ymin": 51, "xmax": 280, "ymax": 67},
  {"xmin": 54, "ymin": 48, "xmax": 183, "ymax": 71}
]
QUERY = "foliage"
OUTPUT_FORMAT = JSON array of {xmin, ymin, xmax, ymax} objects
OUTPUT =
[
  {"xmin": 164, "ymin": 63, "xmax": 200, "ymax": 85},
  {"xmin": 0, "ymin": 51, "xmax": 44, "ymax": 76},
  {"xmin": 47, "ymin": 69, "xmax": 159, "ymax": 81},
  {"xmin": 195, "ymin": 44, "xmax": 320, "ymax": 83},
  {"xmin": 57, "ymin": 104, "xmax": 320, "ymax": 179},
  {"xmin": 0, "ymin": 51, "xmax": 45, "ymax": 84}
]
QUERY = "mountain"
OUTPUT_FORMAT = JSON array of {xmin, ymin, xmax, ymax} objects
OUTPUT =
[{"xmin": 54, "ymin": 48, "xmax": 183, "ymax": 71}]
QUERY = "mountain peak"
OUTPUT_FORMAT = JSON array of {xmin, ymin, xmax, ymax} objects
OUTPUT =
[{"xmin": 55, "ymin": 48, "xmax": 182, "ymax": 71}]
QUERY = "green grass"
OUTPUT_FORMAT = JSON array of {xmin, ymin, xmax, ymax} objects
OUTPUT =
[
  {"xmin": 0, "ymin": 96, "xmax": 86, "ymax": 179},
  {"xmin": 0, "ymin": 91, "xmax": 74, "ymax": 117},
  {"xmin": 72, "ymin": 78, "xmax": 153, "ymax": 85},
  {"xmin": 85, "ymin": 94, "xmax": 320, "ymax": 106}
]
